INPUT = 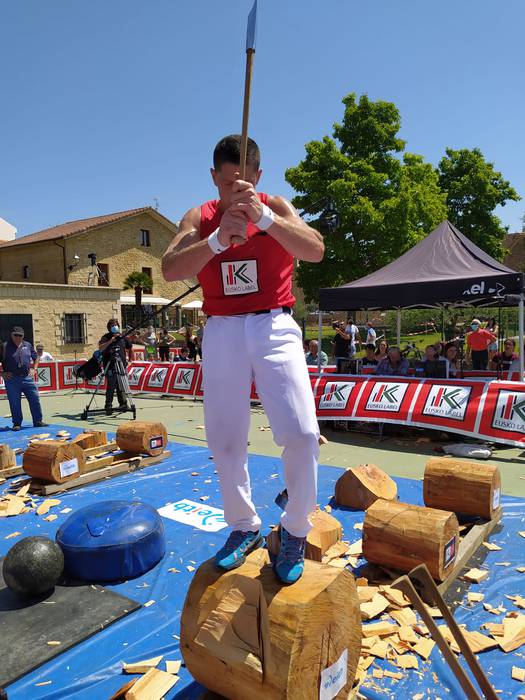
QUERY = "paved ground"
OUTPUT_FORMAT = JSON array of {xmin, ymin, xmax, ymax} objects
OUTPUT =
[{"xmin": 3, "ymin": 389, "xmax": 524, "ymax": 497}]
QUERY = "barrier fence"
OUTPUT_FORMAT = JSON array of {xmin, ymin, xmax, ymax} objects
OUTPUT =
[{"xmin": 0, "ymin": 361, "xmax": 523, "ymax": 447}]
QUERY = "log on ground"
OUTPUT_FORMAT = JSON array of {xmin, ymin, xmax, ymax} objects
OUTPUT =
[
  {"xmin": 23, "ymin": 442, "xmax": 85, "ymax": 484},
  {"xmin": 116, "ymin": 421, "xmax": 168, "ymax": 456},
  {"xmin": 335, "ymin": 464, "xmax": 397, "ymax": 510}
]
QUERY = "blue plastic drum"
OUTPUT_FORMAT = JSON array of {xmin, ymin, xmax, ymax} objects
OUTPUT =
[{"xmin": 56, "ymin": 500, "xmax": 165, "ymax": 582}]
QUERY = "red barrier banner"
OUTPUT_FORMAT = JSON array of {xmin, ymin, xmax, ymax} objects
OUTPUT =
[
  {"xmin": 34, "ymin": 362, "xmax": 58, "ymax": 391},
  {"xmin": 56, "ymin": 361, "xmax": 86, "ymax": 390},
  {"xmin": 355, "ymin": 378, "xmax": 419, "ymax": 423},
  {"xmin": 127, "ymin": 362, "xmax": 150, "ymax": 391},
  {"xmin": 411, "ymin": 380, "xmax": 485, "ymax": 433},
  {"xmin": 194, "ymin": 366, "xmax": 204, "ymax": 398},
  {"xmin": 142, "ymin": 363, "xmax": 175, "ymax": 394},
  {"xmin": 168, "ymin": 363, "xmax": 199, "ymax": 396},
  {"xmin": 314, "ymin": 375, "xmax": 367, "ymax": 417},
  {"xmin": 478, "ymin": 381, "xmax": 525, "ymax": 445}
]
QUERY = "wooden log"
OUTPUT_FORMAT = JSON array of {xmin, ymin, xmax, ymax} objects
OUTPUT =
[
  {"xmin": 266, "ymin": 508, "xmax": 343, "ymax": 562},
  {"xmin": 71, "ymin": 431, "xmax": 108, "ymax": 450},
  {"xmin": 116, "ymin": 421, "xmax": 167, "ymax": 456},
  {"xmin": 23, "ymin": 441, "xmax": 86, "ymax": 484},
  {"xmin": 362, "ymin": 499, "xmax": 459, "ymax": 582},
  {"xmin": 335, "ymin": 464, "xmax": 397, "ymax": 510},
  {"xmin": 423, "ymin": 457, "xmax": 501, "ymax": 520},
  {"xmin": 181, "ymin": 548, "xmax": 361, "ymax": 700},
  {"xmin": 0, "ymin": 444, "xmax": 16, "ymax": 470}
]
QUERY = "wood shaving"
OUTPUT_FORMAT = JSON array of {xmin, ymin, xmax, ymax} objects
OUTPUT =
[
  {"xmin": 482, "ymin": 541, "xmax": 502, "ymax": 551},
  {"xmin": 512, "ymin": 666, "xmax": 525, "ymax": 682},
  {"xmin": 462, "ymin": 567, "xmax": 489, "ymax": 583},
  {"xmin": 5, "ymin": 531, "xmax": 21, "ymax": 539},
  {"xmin": 36, "ymin": 498, "xmax": 61, "ymax": 516},
  {"xmin": 143, "ymin": 600, "xmax": 155, "ymax": 607},
  {"xmin": 165, "ymin": 660, "xmax": 182, "ymax": 675}
]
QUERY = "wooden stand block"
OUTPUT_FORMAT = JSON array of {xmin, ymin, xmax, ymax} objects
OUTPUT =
[
  {"xmin": 335, "ymin": 464, "xmax": 397, "ymax": 510},
  {"xmin": 23, "ymin": 441, "xmax": 85, "ymax": 484},
  {"xmin": 363, "ymin": 499, "xmax": 459, "ymax": 581},
  {"xmin": 181, "ymin": 548, "xmax": 361, "ymax": 700},
  {"xmin": 0, "ymin": 444, "xmax": 16, "ymax": 470},
  {"xmin": 71, "ymin": 431, "xmax": 108, "ymax": 450},
  {"xmin": 423, "ymin": 457, "xmax": 501, "ymax": 520},
  {"xmin": 116, "ymin": 421, "xmax": 168, "ymax": 456},
  {"xmin": 266, "ymin": 508, "xmax": 343, "ymax": 562}
]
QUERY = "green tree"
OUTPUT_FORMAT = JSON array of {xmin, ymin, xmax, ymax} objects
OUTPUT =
[
  {"xmin": 438, "ymin": 148, "xmax": 520, "ymax": 260},
  {"xmin": 285, "ymin": 94, "xmax": 447, "ymax": 302},
  {"xmin": 123, "ymin": 271, "xmax": 153, "ymax": 325}
]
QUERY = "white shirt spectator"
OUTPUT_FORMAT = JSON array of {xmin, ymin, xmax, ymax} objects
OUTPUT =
[
  {"xmin": 345, "ymin": 323, "xmax": 359, "ymax": 344},
  {"xmin": 508, "ymin": 357, "xmax": 522, "ymax": 374},
  {"xmin": 38, "ymin": 351, "xmax": 54, "ymax": 362},
  {"xmin": 366, "ymin": 326, "xmax": 377, "ymax": 345}
]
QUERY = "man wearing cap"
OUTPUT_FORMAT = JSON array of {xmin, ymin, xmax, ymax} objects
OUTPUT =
[
  {"xmin": 36, "ymin": 343, "xmax": 54, "ymax": 362},
  {"xmin": 466, "ymin": 318, "xmax": 497, "ymax": 370},
  {"xmin": 0, "ymin": 327, "xmax": 48, "ymax": 431}
]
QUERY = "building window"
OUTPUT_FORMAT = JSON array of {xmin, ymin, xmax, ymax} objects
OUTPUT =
[
  {"xmin": 63, "ymin": 313, "xmax": 87, "ymax": 344},
  {"xmin": 142, "ymin": 267, "xmax": 153, "ymax": 293},
  {"xmin": 22, "ymin": 265, "xmax": 29, "ymax": 280},
  {"xmin": 140, "ymin": 229, "xmax": 151, "ymax": 247},
  {"xmin": 98, "ymin": 263, "xmax": 109, "ymax": 287}
]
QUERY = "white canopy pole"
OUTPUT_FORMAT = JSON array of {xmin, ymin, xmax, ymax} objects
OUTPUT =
[
  {"xmin": 519, "ymin": 293, "xmax": 524, "ymax": 381},
  {"xmin": 317, "ymin": 310, "xmax": 323, "ymax": 373},
  {"xmin": 396, "ymin": 309, "xmax": 401, "ymax": 346}
]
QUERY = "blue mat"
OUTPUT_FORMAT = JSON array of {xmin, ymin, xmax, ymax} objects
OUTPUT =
[{"xmin": 0, "ymin": 421, "xmax": 524, "ymax": 699}]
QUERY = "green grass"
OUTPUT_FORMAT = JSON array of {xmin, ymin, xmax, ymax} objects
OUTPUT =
[{"xmin": 305, "ymin": 326, "xmax": 442, "ymax": 358}]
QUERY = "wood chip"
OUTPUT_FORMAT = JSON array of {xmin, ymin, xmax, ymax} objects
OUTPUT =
[
  {"xmin": 390, "ymin": 608, "xmax": 417, "ymax": 627},
  {"xmin": 347, "ymin": 539, "xmax": 362, "ymax": 557},
  {"xmin": 46, "ymin": 641, "xmax": 61, "ymax": 646},
  {"xmin": 482, "ymin": 541, "xmax": 502, "ymax": 551},
  {"xmin": 35, "ymin": 681, "xmax": 52, "ymax": 687},
  {"xmin": 186, "ymin": 565, "xmax": 195, "ymax": 572},
  {"xmin": 453, "ymin": 631, "xmax": 499, "ymax": 654},
  {"xmin": 361, "ymin": 593, "xmax": 390, "ymax": 621},
  {"xmin": 190, "ymin": 472, "xmax": 199, "ymax": 476},
  {"xmin": 167, "ymin": 568, "xmax": 180, "ymax": 573},
  {"xmin": 362, "ymin": 622, "xmax": 399, "ymax": 638},
  {"xmin": 5, "ymin": 531, "xmax": 21, "ymax": 539},
  {"xmin": 165, "ymin": 659, "xmax": 182, "ymax": 675},
  {"xmin": 462, "ymin": 567, "xmax": 489, "ymax": 583},
  {"xmin": 512, "ymin": 666, "xmax": 525, "ymax": 682},
  {"xmin": 398, "ymin": 626, "xmax": 418, "ymax": 644},
  {"xmin": 124, "ymin": 668, "xmax": 178, "ymax": 699},
  {"xmin": 467, "ymin": 592, "xmax": 485, "ymax": 604},
  {"xmin": 15, "ymin": 483, "xmax": 30, "ymax": 497},
  {"xmin": 143, "ymin": 600, "xmax": 155, "ymax": 608},
  {"xmin": 122, "ymin": 655, "xmax": 163, "ymax": 674},
  {"xmin": 324, "ymin": 504, "xmax": 332, "ymax": 513},
  {"xmin": 413, "ymin": 638, "xmax": 435, "ymax": 660},
  {"xmin": 354, "ymin": 522, "xmax": 363, "ymax": 530},
  {"xmin": 519, "ymin": 532, "xmax": 525, "ymax": 538},
  {"xmin": 380, "ymin": 585, "xmax": 410, "ymax": 608},
  {"xmin": 499, "ymin": 615, "xmax": 525, "ymax": 653},
  {"xmin": 517, "ymin": 567, "xmax": 525, "ymax": 574},
  {"xmin": 383, "ymin": 670, "xmax": 403, "ymax": 680},
  {"xmin": 43, "ymin": 514, "xmax": 58, "ymax": 522},
  {"xmin": 36, "ymin": 498, "xmax": 61, "ymax": 516},
  {"xmin": 199, "ymin": 496, "xmax": 210, "ymax": 501},
  {"xmin": 369, "ymin": 640, "xmax": 389, "ymax": 659},
  {"xmin": 372, "ymin": 668, "xmax": 384, "ymax": 679},
  {"xmin": 424, "ymin": 605, "xmax": 443, "ymax": 618},
  {"xmin": 396, "ymin": 653, "xmax": 419, "ymax": 669}
]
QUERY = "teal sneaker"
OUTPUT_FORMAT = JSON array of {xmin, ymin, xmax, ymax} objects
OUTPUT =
[
  {"xmin": 214, "ymin": 530, "xmax": 263, "ymax": 571},
  {"xmin": 274, "ymin": 527, "xmax": 306, "ymax": 584}
]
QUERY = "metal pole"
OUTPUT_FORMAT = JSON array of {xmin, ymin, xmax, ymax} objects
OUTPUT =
[
  {"xmin": 396, "ymin": 309, "xmax": 401, "ymax": 346},
  {"xmin": 519, "ymin": 293, "xmax": 524, "ymax": 381},
  {"xmin": 317, "ymin": 310, "xmax": 323, "ymax": 373}
]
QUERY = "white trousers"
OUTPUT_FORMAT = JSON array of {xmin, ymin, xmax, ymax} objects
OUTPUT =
[{"xmin": 202, "ymin": 309, "xmax": 319, "ymax": 538}]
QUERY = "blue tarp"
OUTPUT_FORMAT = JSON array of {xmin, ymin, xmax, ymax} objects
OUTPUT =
[{"xmin": 0, "ymin": 421, "xmax": 524, "ymax": 699}]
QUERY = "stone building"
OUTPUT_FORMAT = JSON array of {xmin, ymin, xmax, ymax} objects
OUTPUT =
[{"xmin": 0, "ymin": 207, "xmax": 201, "ymax": 358}]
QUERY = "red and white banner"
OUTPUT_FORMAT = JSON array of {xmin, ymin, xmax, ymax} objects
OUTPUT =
[{"xmin": 1, "ymin": 360, "xmax": 523, "ymax": 446}]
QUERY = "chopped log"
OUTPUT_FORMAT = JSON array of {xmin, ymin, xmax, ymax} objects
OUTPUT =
[
  {"xmin": 335, "ymin": 464, "xmax": 397, "ymax": 510},
  {"xmin": 180, "ymin": 548, "xmax": 361, "ymax": 700},
  {"xmin": 116, "ymin": 421, "xmax": 167, "ymax": 456},
  {"xmin": 362, "ymin": 499, "xmax": 459, "ymax": 581},
  {"xmin": 71, "ymin": 431, "xmax": 108, "ymax": 450},
  {"xmin": 266, "ymin": 508, "xmax": 342, "ymax": 562},
  {"xmin": 423, "ymin": 457, "xmax": 501, "ymax": 520},
  {"xmin": 23, "ymin": 441, "xmax": 85, "ymax": 484},
  {"xmin": 0, "ymin": 444, "xmax": 16, "ymax": 470}
]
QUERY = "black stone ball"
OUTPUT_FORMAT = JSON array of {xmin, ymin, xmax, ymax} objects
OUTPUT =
[{"xmin": 3, "ymin": 536, "xmax": 64, "ymax": 598}]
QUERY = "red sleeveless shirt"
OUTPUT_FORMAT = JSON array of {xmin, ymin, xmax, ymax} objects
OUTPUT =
[{"xmin": 197, "ymin": 193, "xmax": 295, "ymax": 316}]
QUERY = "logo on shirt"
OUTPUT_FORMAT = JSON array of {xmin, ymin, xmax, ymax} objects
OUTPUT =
[
  {"xmin": 319, "ymin": 382, "xmax": 355, "ymax": 410},
  {"xmin": 221, "ymin": 260, "xmax": 259, "ymax": 296},
  {"xmin": 366, "ymin": 382, "xmax": 408, "ymax": 412},
  {"xmin": 422, "ymin": 385, "xmax": 471, "ymax": 421},
  {"xmin": 491, "ymin": 390, "xmax": 525, "ymax": 433}
]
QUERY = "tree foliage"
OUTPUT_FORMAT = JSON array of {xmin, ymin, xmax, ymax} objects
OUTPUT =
[
  {"xmin": 123, "ymin": 271, "xmax": 154, "ymax": 323},
  {"xmin": 285, "ymin": 94, "xmax": 447, "ymax": 302},
  {"xmin": 438, "ymin": 148, "xmax": 520, "ymax": 260}
]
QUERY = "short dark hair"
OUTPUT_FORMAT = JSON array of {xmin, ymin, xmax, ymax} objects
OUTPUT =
[
  {"xmin": 213, "ymin": 135, "xmax": 260, "ymax": 171},
  {"xmin": 365, "ymin": 343, "xmax": 375, "ymax": 351}
]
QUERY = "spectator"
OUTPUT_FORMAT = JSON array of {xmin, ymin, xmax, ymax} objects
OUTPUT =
[
  {"xmin": 345, "ymin": 317, "xmax": 361, "ymax": 359},
  {"xmin": 0, "ymin": 326, "xmax": 48, "ymax": 430},
  {"xmin": 444, "ymin": 343, "xmax": 459, "ymax": 377},
  {"xmin": 305, "ymin": 340, "xmax": 328, "ymax": 367},
  {"xmin": 36, "ymin": 343, "xmax": 54, "ymax": 362},
  {"xmin": 332, "ymin": 321, "xmax": 350, "ymax": 373},
  {"xmin": 365, "ymin": 322, "xmax": 377, "ymax": 346},
  {"xmin": 302, "ymin": 338, "xmax": 310, "ymax": 354},
  {"xmin": 196, "ymin": 320, "xmax": 206, "ymax": 345},
  {"xmin": 376, "ymin": 346, "xmax": 409, "ymax": 376},
  {"xmin": 361, "ymin": 343, "xmax": 378, "ymax": 369},
  {"xmin": 177, "ymin": 346, "xmax": 190, "ymax": 362},
  {"xmin": 141, "ymin": 326, "xmax": 158, "ymax": 360},
  {"xmin": 485, "ymin": 317, "xmax": 499, "ymax": 361},
  {"xmin": 157, "ymin": 328, "xmax": 176, "ymax": 362},
  {"xmin": 434, "ymin": 341, "xmax": 445, "ymax": 357},
  {"xmin": 375, "ymin": 339, "xmax": 388, "ymax": 361},
  {"xmin": 417, "ymin": 344, "xmax": 448, "ymax": 378},
  {"xmin": 466, "ymin": 318, "xmax": 496, "ymax": 370},
  {"xmin": 187, "ymin": 335, "xmax": 198, "ymax": 361},
  {"xmin": 491, "ymin": 339, "xmax": 518, "ymax": 372}
]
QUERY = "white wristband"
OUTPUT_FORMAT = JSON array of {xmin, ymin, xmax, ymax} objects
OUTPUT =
[
  {"xmin": 255, "ymin": 202, "xmax": 275, "ymax": 231},
  {"xmin": 207, "ymin": 227, "xmax": 229, "ymax": 255}
]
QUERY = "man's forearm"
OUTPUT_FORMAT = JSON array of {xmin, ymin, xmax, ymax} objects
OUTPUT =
[
  {"xmin": 266, "ymin": 215, "xmax": 324, "ymax": 262},
  {"xmin": 162, "ymin": 237, "xmax": 215, "ymax": 281}
]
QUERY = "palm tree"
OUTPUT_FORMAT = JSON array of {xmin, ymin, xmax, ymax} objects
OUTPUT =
[{"xmin": 123, "ymin": 271, "xmax": 153, "ymax": 326}]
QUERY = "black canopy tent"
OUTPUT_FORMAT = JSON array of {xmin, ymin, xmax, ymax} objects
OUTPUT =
[{"xmin": 318, "ymin": 221, "xmax": 524, "ymax": 378}]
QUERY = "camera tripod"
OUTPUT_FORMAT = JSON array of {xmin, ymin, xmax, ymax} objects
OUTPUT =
[{"xmin": 80, "ymin": 352, "xmax": 136, "ymax": 421}]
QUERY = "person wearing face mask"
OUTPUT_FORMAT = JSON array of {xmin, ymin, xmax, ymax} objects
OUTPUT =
[
  {"xmin": 98, "ymin": 318, "xmax": 133, "ymax": 415},
  {"xmin": 466, "ymin": 318, "xmax": 497, "ymax": 370}
]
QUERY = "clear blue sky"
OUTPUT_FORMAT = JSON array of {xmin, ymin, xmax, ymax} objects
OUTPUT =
[{"xmin": 1, "ymin": 0, "xmax": 524, "ymax": 238}]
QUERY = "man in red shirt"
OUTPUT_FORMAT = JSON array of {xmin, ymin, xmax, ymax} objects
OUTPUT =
[
  {"xmin": 162, "ymin": 135, "xmax": 324, "ymax": 583},
  {"xmin": 466, "ymin": 318, "xmax": 497, "ymax": 370}
]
